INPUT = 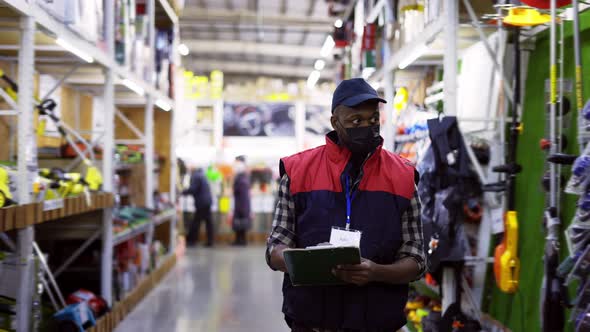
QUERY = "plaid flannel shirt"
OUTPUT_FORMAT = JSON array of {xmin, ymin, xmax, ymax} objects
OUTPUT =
[{"xmin": 266, "ymin": 174, "xmax": 426, "ymax": 278}]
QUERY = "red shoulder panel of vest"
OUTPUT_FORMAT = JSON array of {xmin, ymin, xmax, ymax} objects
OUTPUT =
[
  {"xmin": 359, "ymin": 150, "xmax": 415, "ymax": 200},
  {"xmin": 282, "ymin": 146, "xmax": 415, "ymax": 199},
  {"xmin": 281, "ymin": 146, "xmax": 346, "ymax": 194}
]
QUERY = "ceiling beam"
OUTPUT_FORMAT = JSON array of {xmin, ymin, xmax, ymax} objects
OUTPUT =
[
  {"xmin": 186, "ymin": 59, "xmax": 333, "ymax": 78},
  {"xmin": 180, "ymin": 8, "xmax": 333, "ymax": 27},
  {"xmin": 180, "ymin": 22, "xmax": 331, "ymax": 34},
  {"xmin": 278, "ymin": 0, "xmax": 288, "ymax": 64},
  {"xmin": 224, "ymin": 0, "xmax": 233, "ymax": 10},
  {"xmin": 248, "ymin": 0, "xmax": 257, "ymax": 11},
  {"xmin": 296, "ymin": 0, "xmax": 319, "ymax": 66},
  {"xmin": 183, "ymin": 40, "xmax": 322, "ymax": 59}
]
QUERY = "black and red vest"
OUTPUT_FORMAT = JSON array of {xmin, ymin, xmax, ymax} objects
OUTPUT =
[{"xmin": 279, "ymin": 132, "xmax": 416, "ymax": 331}]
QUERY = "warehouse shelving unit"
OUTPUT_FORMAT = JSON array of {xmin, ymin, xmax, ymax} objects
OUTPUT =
[{"xmin": 0, "ymin": 0, "xmax": 180, "ymax": 330}]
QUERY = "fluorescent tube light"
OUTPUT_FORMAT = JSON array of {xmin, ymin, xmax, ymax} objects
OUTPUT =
[
  {"xmin": 398, "ymin": 44, "xmax": 428, "ymax": 70},
  {"xmin": 55, "ymin": 38, "xmax": 94, "ymax": 63},
  {"xmin": 320, "ymin": 35, "xmax": 335, "ymax": 58},
  {"xmin": 314, "ymin": 59, "xmax": 326, "ymax": 71},
  {"xmin": 122, "ymin": 78, "xmax": 145, "ymax": 96},
  {"xmin": 178, "ymin": 43, "xmax": 189, "ymax": 56},
  {"xmin": 156, "ymin": 98, "xmax": 172, "ymax": 111},
  {"xmin": 334, "ymin": 19, "xmax": 343, "ymax": 28},
  {"xmin": 307, "ymin": 70, "xmax": 321, "ymax": 89}
]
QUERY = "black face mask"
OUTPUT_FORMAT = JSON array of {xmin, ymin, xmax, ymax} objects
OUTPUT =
[{"xmin": 340, "ymin": 124, "xmax": 381, "ymax": 156}]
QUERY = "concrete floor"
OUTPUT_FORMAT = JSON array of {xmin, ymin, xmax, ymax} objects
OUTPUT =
[{"xmin": 115, "ymin": 246, "xmax": 289, "ymax": 332}]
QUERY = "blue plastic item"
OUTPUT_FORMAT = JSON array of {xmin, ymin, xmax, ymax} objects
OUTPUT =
[
  {"xmin": 582, "ymin": 99, "xmax": 590, "ymax": 121},
  {"xmin": 53, "ymin": 302, "xmax": 96, "ymax": 331}
]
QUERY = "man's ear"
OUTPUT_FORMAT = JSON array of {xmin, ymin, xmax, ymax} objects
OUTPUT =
[{"xmin": 330, "ymin": 115, "xmax": 338, "ymax": 130}]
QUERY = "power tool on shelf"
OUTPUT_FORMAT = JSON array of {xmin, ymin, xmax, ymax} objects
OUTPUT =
[
  {"xmin": 0, "ymin": 70, "xmax": 103, "ymax": 199},
  {"xmin": 0, "ymin": 166, "xmax": 15, "ymax": 208}
]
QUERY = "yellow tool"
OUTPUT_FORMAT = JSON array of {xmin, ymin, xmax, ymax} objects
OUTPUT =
[
  {"xmin": 503, "ymin": 7, "xmax": 551, "ymax": 27},
  {"xmin": 394, "ymin": 87, "xmax": 409, "ymax": 114},
  {"xmin": 83, "ymin": 162, "xmax": 103, "ymax": 191},
  {"xmin": 494, "ymin": 211, "xmax": 520, "ymax": 293},
  {"xmin": 0, "ymin": 167, "xmax": 14, "ymax": 208},
  {"xmin": 37, "ymin": 167, "xmax": 99, "ymax": 205},
  {"xmin": 0, "ymin": 69, "xmax": 18, "ymax": 101}
]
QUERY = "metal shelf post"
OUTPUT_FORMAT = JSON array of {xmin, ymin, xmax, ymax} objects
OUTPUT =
[
  {"xmin": 145, "ymin": 0, "xmax": 156, "ymax": 211},
  {"xmin": 16, "ymin": 14, "xmax": 36, "ymax": 332},
  {"xmin": 145, "ymin": 96, "xmax": 155, "ymax": 210},
  {"xmin": 442, "ymin": 0, "xmax": 459, "ymax": 313},
  {"xmin": 101, "ymin": 0, "xmax": 116, "ymax": 306},
  {"xmin": 382, "ymin": 1, "xmax": 395, "ymax": 151}
]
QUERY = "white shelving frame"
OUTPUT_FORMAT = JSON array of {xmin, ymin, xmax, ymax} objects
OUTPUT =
[{"xmin": 0, "ymin": 0, "xmax": 179, "ymax": 329}]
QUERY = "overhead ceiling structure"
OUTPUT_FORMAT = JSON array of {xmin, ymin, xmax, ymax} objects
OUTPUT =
[{"xmin": 179, "ymin": 0, "xmax": 336, "ymax": 81}]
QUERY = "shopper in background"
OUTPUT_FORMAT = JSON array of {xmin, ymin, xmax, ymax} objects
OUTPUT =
[
  {"xmin": 266, "ymin": 78, "xmax": 425, "ymax": 331},
  {"xmin": 232, "ymin": 155, "xmax": 252, "ymax": 246},
  {"xmin": 182, "ymin": 167, "xmax": 214, "ymax": 247}
]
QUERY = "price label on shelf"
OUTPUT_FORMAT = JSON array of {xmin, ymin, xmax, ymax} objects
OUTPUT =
[{"xmin": 43, "ymin": 198, "xmax": 64, "ymax": 211}]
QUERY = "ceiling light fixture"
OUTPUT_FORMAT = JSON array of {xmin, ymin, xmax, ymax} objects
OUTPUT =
[
  {"xmin": 121, "ymin": 78, "xmax": 145, "ymax": 96},
  {"xmin": 307, "ymin": 70, "xmax": 321, "ymax": 89},
  {"xmin": 334, "ymin": 19, "xmax": 343, "ymax": 28},
  {"xmin": 320, "ymin": 35, "xmax": 335, "ymax": 58},
  {"xmin": 55, "ymin": 38, "xmax": 94, "ymax": 63},
  {"xmin": 314, "ymin": 59, "xmax": 326, "ymax": 71},
  {"xmin": 178, "ymin": 43, "xmax": 190, "ymax": 56}
]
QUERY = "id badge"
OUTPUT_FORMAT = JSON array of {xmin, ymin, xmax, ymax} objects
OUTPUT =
[{"xmin": 329, "ymin": 226, "xmax": 362, "ymax": 248}]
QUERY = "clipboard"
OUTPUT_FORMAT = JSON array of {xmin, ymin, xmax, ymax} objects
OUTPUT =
[{"xmin": 283, "ymin": 246, "xmax": 361, "ymax": 286}]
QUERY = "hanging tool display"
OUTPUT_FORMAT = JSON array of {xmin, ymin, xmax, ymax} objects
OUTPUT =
[
  {"xmin": 485, "ymin": 3, "xmax": 554, "ymax": 294},
  {"xmin": 540, "ymin": 1, "xmax": 569, "ymax": 331},
  {"xmin": 541, "ymin": 0, "xmax": 590, "ymax": 330},
  {"xmin": 489, "ymin": 21, "xmax": 523, "ymax": 294}
]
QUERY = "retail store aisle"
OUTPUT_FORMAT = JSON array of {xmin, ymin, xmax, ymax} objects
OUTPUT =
[{"xmin": 115, "ymin": 246, "xmax": 289, "ymax": 332}]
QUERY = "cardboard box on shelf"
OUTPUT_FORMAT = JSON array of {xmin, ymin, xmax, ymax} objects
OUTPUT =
[
  {"xmin": 24, "ymin": 203, "xmax": 36, "ymax": 227},
  {"xmin": 3, "ymin": 206, "xmax": 16, "ymax": 230},
  {"xmin": 15, "ymin": 205, "xmax": 27, "ymax": 228},
  {"xmin": 0, "ymin": 207, "xmax": 5, "ymax": 231},
  {"xmin": 35, "ymin": 203, "xmax": 43, "ymax": 224}
]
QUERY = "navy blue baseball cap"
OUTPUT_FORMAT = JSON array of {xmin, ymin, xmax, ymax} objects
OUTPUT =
[{"xmin": 331, "ymin": 78, "xmax": 386, "ymax": 113}]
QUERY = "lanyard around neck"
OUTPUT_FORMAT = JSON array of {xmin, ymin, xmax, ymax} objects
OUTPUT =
[{"xmin": 345, "ymin": 175, "xmax": 356, "ymax": 230}]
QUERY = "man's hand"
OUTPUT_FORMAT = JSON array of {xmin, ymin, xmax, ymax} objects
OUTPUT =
[
  {"xmin": 332, "ymin": 256, "xmax": 421, "ymax": 285},
  {"xmin": 332, "ymin": 258, "xmax": 377, "ymax": 286},
  {"xmin": 269, "ymin": 244, "xmax": 289, "ymax": 272}
]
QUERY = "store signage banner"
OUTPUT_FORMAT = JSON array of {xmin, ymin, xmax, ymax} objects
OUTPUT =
[{"xmin": 223, "ymin": 102, "xmax": 295, "ymax": 137}]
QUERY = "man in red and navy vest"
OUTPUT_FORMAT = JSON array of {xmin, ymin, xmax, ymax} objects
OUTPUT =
[{"xmin": 266, "ymin": 78, "xmax": 426, "ymax": 332}]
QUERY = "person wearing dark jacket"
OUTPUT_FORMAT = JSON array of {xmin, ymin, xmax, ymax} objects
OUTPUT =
[
  {"xmin": 266, "ymin": 78, "xmax": 425, "ymax": 331},
  {"xmin": 232, "ymin": 156, "xmax": 251, "ymax": 246},
  {"xmin": 182, "ymin": 167, "xmax": 214, "ymax": 247}
]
